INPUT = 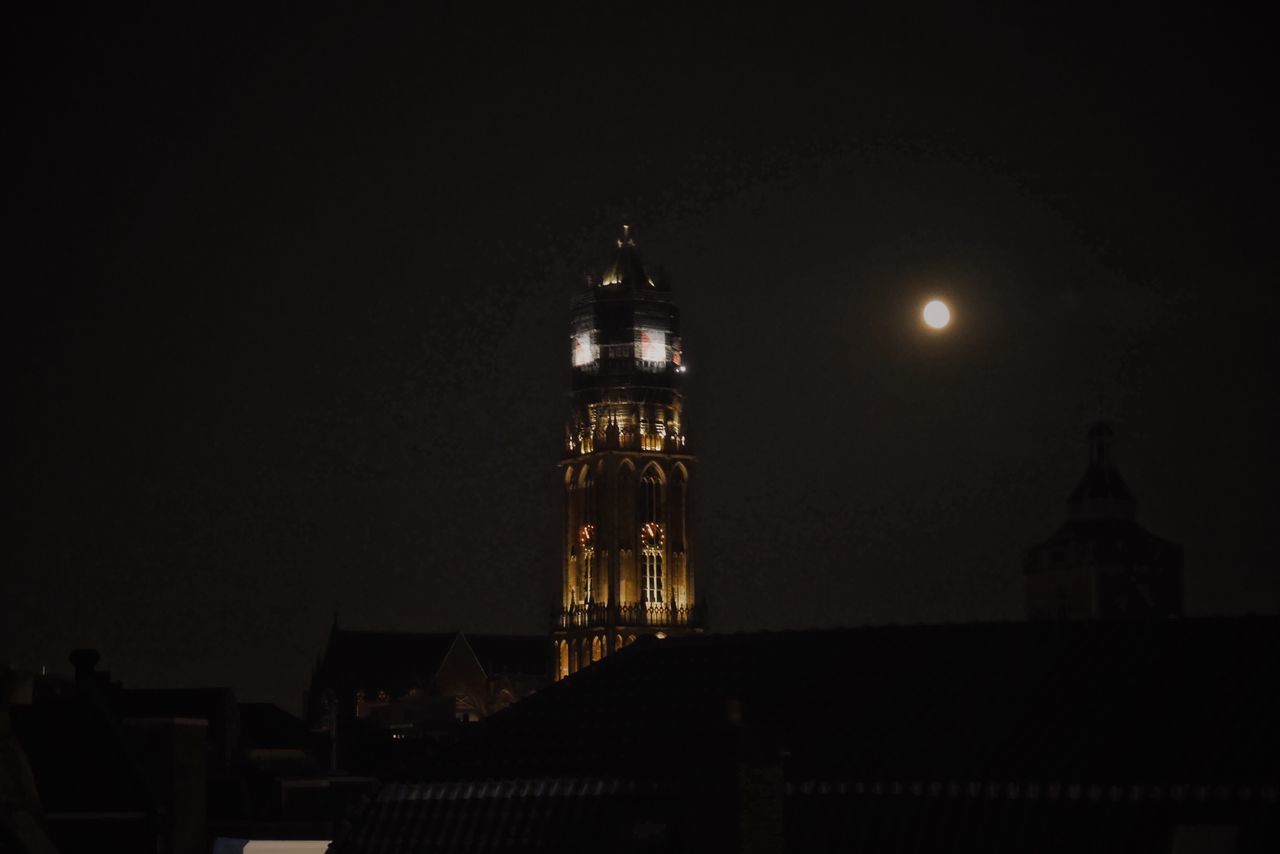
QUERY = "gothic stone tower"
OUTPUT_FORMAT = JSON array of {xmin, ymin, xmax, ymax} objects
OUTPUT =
[{"xmin": 552, "ymin": 227, "xmax": 705, "ymax": 679}]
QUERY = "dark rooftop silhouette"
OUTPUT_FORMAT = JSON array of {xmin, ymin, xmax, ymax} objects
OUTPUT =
[{"xmin": 330, "ymin": 617, "xmax": 1280, "ymax": 852}]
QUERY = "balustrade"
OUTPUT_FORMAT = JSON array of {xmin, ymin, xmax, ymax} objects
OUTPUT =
[{"xmin": 551, "ymin": 599, "xmax": 705, "ymax": 630}]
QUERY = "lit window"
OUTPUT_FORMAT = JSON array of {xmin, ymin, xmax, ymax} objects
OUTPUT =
[
  {"xmin": 579, "ymin": 524, "xmax": 595, "ymax": 602},
  {"xmin": 641, "ymin": 521, "xmax": 664, "ymax": 604},
  {"xmin": 571, "ymin": 330, "xmax": 597, "ymax": 366},
  {"xmin": 640, "ymin": 468, "xmax": 665, "ymax": 604},
  {"xmin": 635, "ymin": 327, "xmax": 666, "ymax": 365}
]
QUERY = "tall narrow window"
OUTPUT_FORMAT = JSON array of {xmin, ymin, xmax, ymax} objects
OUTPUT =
[
  {"xmin": 583, "ymin": 472, "xmax": 597, "ymax": 528},
  {"xmin": 640, "ymin": 466, "xmax": 665, "ymax": 604},
  {"xmin": 641, "ymin": 468, "xmax": 663, "ymax": 526},
  {"xmin": 641, "ymin": 521, "xmax": 664, "ymax": 603},
  {"xmin": 670, "ymin": 465, "xmax": 688, "ymax": 555},
  {"xmin": 579, "ymin": 524, "xmax": 595, "ymax": 603},
  {"xmin": 576, "ymin": 468, "xmax": 597, "ymax": 603},
  {"xmin": 565, "ymin": 467, "xmax": 577, "ymax": 595}
]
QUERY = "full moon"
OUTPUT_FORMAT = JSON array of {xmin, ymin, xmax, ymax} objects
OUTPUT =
[{"xmin": 923, "ymin": 299, "xmax": 951, "ymax": 329}]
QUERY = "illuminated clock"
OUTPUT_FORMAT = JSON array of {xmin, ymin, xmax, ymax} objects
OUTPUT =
[
  {"xmin": 636, "ymin": 327, "xmax": 666, "ymax": 363},
  {"xmin": 571, "ymin": 331, "xmax": 597, "ymax": 366},
  {"xmin": 640, "ymin": 522, "xmax": 664, "ymax": 548}
]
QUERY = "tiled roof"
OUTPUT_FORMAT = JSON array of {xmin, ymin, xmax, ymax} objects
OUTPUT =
[{"xmin": 338, "ymin": 778, "xmax": 663, "ymax": 853}]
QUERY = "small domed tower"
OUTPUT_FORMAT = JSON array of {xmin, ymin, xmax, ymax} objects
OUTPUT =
[
  {"xmin": 552, "ymin": 227, "xmax": 705, "ymax": 679},
  {"xmin": 1024, "ymin": 424, "xmax": 1184, "ymax": 620}
]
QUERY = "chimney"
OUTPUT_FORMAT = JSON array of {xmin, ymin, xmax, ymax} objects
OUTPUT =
[
  {"xmin": 69, "ymin": 648, "xmax": 102, "ymax": 695},
  {"xmin": 684, "ymin": 698, "xmax": 786, "ymax": 854}
]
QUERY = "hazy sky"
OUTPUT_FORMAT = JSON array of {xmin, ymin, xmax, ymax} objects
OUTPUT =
[{"xmin": 7, "ymin": 6, "xmax": 1276, "ymax": 711}]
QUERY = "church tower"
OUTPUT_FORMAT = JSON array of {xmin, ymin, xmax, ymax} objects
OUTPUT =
[
  {"xmin": 1024, "ymin": 423, "xmax": 1184, "ymax": 620},
  {"xmin": 552, "ymin": 226, "xmax": 705, "ymax": 679}
]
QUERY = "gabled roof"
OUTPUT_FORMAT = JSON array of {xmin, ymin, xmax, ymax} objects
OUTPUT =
[
  {"xmin": 319, "ymin": 630, "xmax": 460, "ymax": 697},
  {"xmin": 463, "ymin": 635, "xmax": 547, "ymax": 678},
  {"xmin": 315, "ymin": 630, "xmax": 547, "ymax": 699}
]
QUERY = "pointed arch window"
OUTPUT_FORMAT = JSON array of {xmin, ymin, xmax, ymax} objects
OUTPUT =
[
  {"xmin": 641, "ymin": 522, "xmax": 664, "ymax": 604},
  {"xmin": 572, "ymin": 467, "xmax": 598, "ymax": 604},
  {"xmin": 640, "ymin": 466, "xmax": 665, "ymax": 604},
  {"xmin": 578, "ymin": 524, "xmax": 595, "ymax": 603},
  {"xmin": 580, "ymin": 468, "xmax": 598, "ymax": 532},
  {"xmin": 641, "ymin": 467, "xmax": 663, "ymax": 526}
]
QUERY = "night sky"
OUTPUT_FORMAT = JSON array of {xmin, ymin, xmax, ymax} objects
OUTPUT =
[{"xmin": 7, "ymin": 6, "xmax": 1277, "ymax": 711}]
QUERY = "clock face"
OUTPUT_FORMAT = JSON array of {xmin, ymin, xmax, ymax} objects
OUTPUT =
[
  {"xmin": 571, "ymin": 331, "xmax": 596, "ymax": 366},
  {"xmin": 636, "ymin": 327, "xmax": 666, "ymax": 363}
]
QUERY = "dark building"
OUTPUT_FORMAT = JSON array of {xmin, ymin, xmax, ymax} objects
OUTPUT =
[
  {"xmin": 2, "ymin": 654, "xmax": 165, "ymax": 854},
  {"xmin": 305, "ymin": 623, "xmax": 546, "ymax": 748},
  {"xmin": 3, "ymin": 651, "xmax": 365, "ymax": 854},
  {"xmin": 554, "ymin": 227, "xmax": 705, "ymax": 679},
  {"xmin": 1025, "ymin": 423, "xmax": 1184, "ymax": 620},
  {"xmin": 329, "ymin": 618, "xmax": 1280, "ymax": 853},
  {"xmin": 3, "ymin": 649, "xmax": 215, "ymax": 854}
]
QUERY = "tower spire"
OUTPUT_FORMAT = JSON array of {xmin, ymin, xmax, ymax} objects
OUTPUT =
[
  {"xmin": 601, "ymin": 224, "xmax": 652, "ymax": 288},
  {"xmin": 1069, "ymin": 422, "xmax": 1136, "ymax": 521}
]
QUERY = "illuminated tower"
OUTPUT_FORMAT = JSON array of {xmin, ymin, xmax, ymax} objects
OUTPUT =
[{"xmin": 552, "ymin": 226, "xmax": 704, "ymax": 679}]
